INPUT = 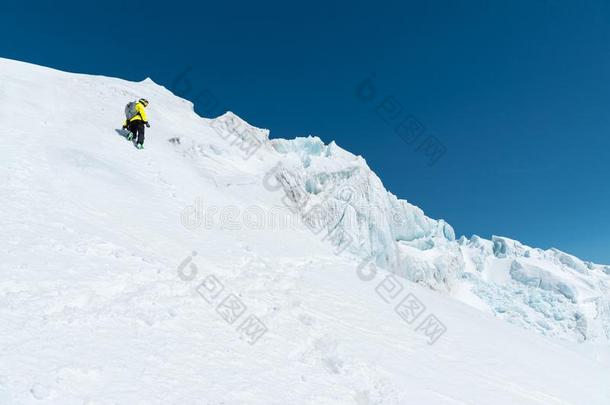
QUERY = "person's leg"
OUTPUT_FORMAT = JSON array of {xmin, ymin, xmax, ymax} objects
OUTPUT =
[
  {"xmin": 136, "ymin": 122, "xmax": 145, "ymax": 145},
  {"xmin": 127, "ymin": 121, "xmax": 137, "ymax": 140}
]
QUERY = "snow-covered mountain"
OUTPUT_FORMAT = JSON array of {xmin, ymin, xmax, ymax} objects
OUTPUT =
[
  {"xmin": 267, "ymin": 132, "xmax": 610, "ymax": 343},
  {"xmin": 1, "ymin": 57, "xmax": 609, "ymax": 404},
  {"xmin": 237, "ymin": 122, "xmax": 609, "ymax": 344}
]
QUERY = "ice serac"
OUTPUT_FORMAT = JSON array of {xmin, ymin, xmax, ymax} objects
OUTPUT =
[
  {"xmin": 270, "ymin": 136, "xmax": 455, "ymax": 271},
  {"xmin": 268, "ymin": 135, "xmax": 610, "ymax": 342}
]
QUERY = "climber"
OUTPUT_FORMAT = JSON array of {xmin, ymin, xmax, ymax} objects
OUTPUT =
[{"xmin": 123, "ymin": 98, "xmax": 150, "ymax": 149}]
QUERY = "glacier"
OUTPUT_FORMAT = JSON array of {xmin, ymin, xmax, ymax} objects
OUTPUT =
[
  {"xmin": 1, "ymin": 57, "xmax": 609, "ymax": 404},
  {"xmin": 260, "ymin": 125, "xmax": 610, "ymax": 343}
]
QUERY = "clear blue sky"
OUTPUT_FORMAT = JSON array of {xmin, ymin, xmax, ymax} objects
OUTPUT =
[{"xmin": 2, "ymin": 0, "xmax": 609, "ymax": 263}]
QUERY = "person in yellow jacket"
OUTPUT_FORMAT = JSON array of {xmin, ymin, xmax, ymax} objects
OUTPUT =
[{"xmin": 122, "ymin": 98, "xmax": 150, "ymax": 149}]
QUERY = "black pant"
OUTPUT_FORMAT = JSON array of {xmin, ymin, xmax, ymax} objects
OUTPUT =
[{"xmin": 128, "ymin": 120, "xmax": 145, "ymax": 145}]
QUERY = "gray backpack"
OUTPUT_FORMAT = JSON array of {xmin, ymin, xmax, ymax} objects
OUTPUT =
[{"xmin": 125, "ymin": 101, "xmax": 139, "ymax": 120}]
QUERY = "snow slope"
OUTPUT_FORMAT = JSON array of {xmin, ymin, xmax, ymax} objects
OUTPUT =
[{"xmin": 1, "ymin": 57, "xmax": 609, "ymax": 404}]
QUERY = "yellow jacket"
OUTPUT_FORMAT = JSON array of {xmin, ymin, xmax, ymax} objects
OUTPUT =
[{"xmin": 124, "ymin": 102, "xmax": 148, "ymax": 126}]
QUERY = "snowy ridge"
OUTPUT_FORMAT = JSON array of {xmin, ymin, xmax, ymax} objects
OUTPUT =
[
  {"xmin": 1, "ymin": 57, "xmax": 609, "ymax": 404},
  {"xmin": 265, "ymin": 132, "xmax": 610, "ymax": 343}
]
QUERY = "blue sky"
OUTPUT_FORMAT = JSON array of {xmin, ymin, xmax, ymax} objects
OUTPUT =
[{"xmin": 2, "ymin": 0, "xmax": 609, "ymax": 263}]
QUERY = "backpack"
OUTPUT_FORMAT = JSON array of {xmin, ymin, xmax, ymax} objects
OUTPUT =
[{"xmin": 125, "ymin": 101, "xmax": 140, "ymax": 120}]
